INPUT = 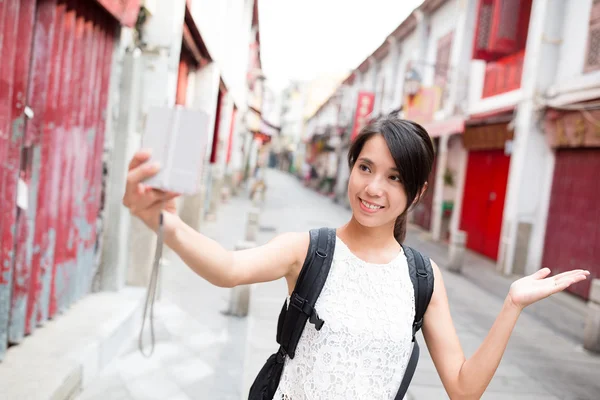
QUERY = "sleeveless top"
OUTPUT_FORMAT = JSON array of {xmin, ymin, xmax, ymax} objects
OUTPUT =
[{"xmin": 274, "ymin": 236, "xmax": 416, "ymax": 400}]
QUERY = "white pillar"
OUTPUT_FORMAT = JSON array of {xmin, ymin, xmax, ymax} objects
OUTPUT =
[
  {"xmin": 449, "ymin": 142, "xmax": 468, "ymax": 237},
  {"xmin": 499, "ymin": 0, "xmax": 565, "ymax": 276},
  {"xmin": 432, "ymin": 134, "xmax": 449, "ymax": 241},
  {"xmin": 446, "ymin": 0, "xmax": 478, "ymax": 117},
  {"xmin": 98, "ymin": 30, "xmax": 140, "ymax": 291}
]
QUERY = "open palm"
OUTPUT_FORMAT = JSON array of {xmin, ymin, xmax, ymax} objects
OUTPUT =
[{"xmin": 508, "ymin": 268, "xmax": 590, "ymax": 309}]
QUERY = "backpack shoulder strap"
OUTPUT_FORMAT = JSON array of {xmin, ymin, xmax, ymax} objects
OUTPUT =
[
  {"xmin": 395, "ymin": 245, "xmax": 434, "ymax": 400},
  {"xmin": 279, "ymin": 227, "xmax": 336, "ymax": 359},
  {"xmin": 402, "ymin": 245, "xmax": 434, "ymax": 335}
]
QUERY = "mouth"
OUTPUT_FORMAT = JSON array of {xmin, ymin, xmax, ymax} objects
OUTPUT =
[{"xmin": 359, "ymin": 197, "xmax": 385, "ymax": 213}]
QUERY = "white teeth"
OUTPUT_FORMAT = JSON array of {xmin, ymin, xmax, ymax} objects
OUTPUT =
[{"xmin": 361, "ymin": 199, "xmax": 382, "ymax": 210}]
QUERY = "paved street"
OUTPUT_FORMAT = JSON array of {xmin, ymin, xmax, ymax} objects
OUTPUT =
[{"xmin": 78, "ymin": 169, "xmax": 600, "ymax": 400}]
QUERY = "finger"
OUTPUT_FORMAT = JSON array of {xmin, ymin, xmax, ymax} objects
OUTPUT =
[
  {"xmin": 127, "ymin": 162, "xmax": 160, "ymax": 186},
  {"xmin": 164, "ymin": 192, "xmax": 180, "ymax": 201},
  {"xmin": 146, "ymin": 198, "xmax": 171, "ymax": 214},
  {"xmin": 555, "ymin": 273, "xmax": 589, "ymax": 290},
  {"xmin": 128, "ymin": 149, "xmax": 152, "ymax": 170},
  {"xmin": 533, "ymin": 267, "xmax": 551, "ymax": 279},
  {"xmin": 552, "ymin": 269, "xmax": 588, "ymax": 280},
  {"xmin": 153, "ymin": 189, "xmax": 179, "ymax": 201},
  {"xmin": 139, "ymin": 189, "xmax": 168, "ymax": 210}
]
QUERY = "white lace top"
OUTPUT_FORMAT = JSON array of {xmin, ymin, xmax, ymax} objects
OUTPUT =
[{"xmin": 274, "ymin": 236, "xmax": 416, "ymax": 400}]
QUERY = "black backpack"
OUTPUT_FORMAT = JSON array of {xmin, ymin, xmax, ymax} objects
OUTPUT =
[{"xmin": 249, "ymin": 227, "xmax": 434, "ymax": 400}]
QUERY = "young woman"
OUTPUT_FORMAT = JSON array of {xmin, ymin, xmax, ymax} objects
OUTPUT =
[{"xmin": 122, "ymin": 115, "xmax": 589, "ymax": 399}]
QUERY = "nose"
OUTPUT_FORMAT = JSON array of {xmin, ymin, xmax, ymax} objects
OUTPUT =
[{"xmin": 365, "ymin": 177, "xmax": 384, "ymax": 197}]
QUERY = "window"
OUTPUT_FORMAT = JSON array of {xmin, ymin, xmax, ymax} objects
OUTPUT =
[
  {"xmin": 585, "ymin": 0, "xmax": 600, "ymax": 72},
  {"xmin": 472, "ymin": 0, "xmax": 531, "ymax": 61},
  {"xmin": 435, "ymin": 32, "xmax": 454, "ymax": 109}
]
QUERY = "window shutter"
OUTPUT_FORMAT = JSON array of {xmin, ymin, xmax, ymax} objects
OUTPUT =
[
  {"xmin": 488, "ymin": 0, "xmax": 522, "ymax": 54},
  {"xmin": 472, "ymin": 0, "xmax": 495, "ymax": 61},
  {"xmin": 435, "ymin": 31, "xmax": 454, "ymax": 108},
  {"xmin": 585, "ymin": 0, "xmax": 600, "ymax": 72}
]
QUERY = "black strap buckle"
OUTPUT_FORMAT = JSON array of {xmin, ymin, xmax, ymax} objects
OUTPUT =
[
  {"xmin": 309, "ymin": 310, "xmax": 325, "ymax": 331},
  {"xmin": 290, "ymin": 293, "xmax": 325, "ymax": 331},
  {"xmin": 276, "ymin": 346, "xmax": 287, "ymax": 363},
  {"xmin": 411, "ymin": 318, "xmax": 423, "ymax": 341}
]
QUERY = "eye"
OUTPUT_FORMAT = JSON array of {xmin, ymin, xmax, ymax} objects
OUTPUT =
[
  {"xmin": 358, "ymin": 164, "xmax": 371, "ymax": 173},
  {"xmin": 390, "ymin": 175, "xmax": 402, "ymax": 182}
]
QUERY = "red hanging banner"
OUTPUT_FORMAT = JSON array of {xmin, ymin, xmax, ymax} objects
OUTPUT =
[{"xmin": 350, "ymin": 92, "xmax": 375, "ymax": 141}]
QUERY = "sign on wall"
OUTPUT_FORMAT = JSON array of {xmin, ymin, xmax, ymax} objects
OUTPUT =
[
  {"xmin": 463, "ymin": 123, "xmax": 513, "ymax": 151},
  {"xmin": 544, "ymin": 109, "xmax": 600, "ymax": 148},
  {"xmin": 403, "ymin": 87, "xmax": 441, "ymax": 125}
]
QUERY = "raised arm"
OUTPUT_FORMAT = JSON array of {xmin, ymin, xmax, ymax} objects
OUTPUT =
[
  {"xmin": 122, "ymin": 150, "xmax": 308, "ymax": 289},
  {"xmin": 163, "ymin": 214, "xmax": 308, "ymax": 288},
  {"xmin": 422, "ymin": 262, "xmax": 589, "ymax": 399}
]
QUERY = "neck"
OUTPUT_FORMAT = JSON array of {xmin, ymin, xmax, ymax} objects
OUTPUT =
[{"xmin": 338, "ymin": 216, "xmax": 398, "ymax": 250}]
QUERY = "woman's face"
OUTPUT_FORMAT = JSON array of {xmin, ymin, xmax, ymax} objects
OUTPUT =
[{"xmin": 347, "ymin": 134, "xmax": 408, "ymax": 229}]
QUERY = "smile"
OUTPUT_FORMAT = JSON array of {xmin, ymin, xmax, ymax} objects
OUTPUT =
[{"xmin": 359, "ymin": 198, "xmax": 384, "ymax": 212}]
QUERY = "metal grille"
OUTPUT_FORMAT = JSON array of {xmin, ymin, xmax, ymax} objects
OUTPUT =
[
  {"xmin": 476, "ymin": 4, "xmax": 494, "ymax": 49},
  {"xmin": 586, "ymin": 24, "xmax": 600, "ymax": 71}
]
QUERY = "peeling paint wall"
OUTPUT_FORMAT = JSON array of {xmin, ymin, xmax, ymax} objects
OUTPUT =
[{"xmin": 0, "ymin": 0, "xmax": 118, "ymax": 361}]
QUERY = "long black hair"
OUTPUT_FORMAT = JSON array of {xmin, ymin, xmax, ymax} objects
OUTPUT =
[{"xmin": 347, "ymin": 114, "xmax": 435, "ymax": 243}]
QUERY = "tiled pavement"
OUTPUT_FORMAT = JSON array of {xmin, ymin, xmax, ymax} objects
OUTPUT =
[{"xmin": 77, "ymin": 191, "xmax": 253, "ymax": 400}]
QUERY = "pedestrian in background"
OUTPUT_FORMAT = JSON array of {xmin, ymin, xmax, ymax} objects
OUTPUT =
[{"xmin": 122, "ymin": 115, "xmax": 589, "ymax": 399}]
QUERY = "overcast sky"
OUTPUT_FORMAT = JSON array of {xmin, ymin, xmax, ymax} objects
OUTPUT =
[{"xmin": 258, "ymin": 0, "xmax": 424, "ymax": 91}]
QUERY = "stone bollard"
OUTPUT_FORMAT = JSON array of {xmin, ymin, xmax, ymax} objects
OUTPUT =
[
  {"xmin": 260, "ymin": 186, "xmax": 267, "ymax": 203},
  {"xmin": 222, "ymin": 240, "xmax": 255, "ymax": 317},
  {"xmin": 245, "ymin": 207, "xmax": 260, "ymax": 242},
  {"xmin": 221, "ymin": 186, "xmax": 231, "ymax": 203},
  {"xmin": 251, "ymin": 189, "xmax": 261, "ymax": 207},
  {"xmin": 447, "ymin": 230, "xmax": 467, "ymax": 273},
  {"xmin": 584, "ymin": 279, "xmax": 600, "ymax": 353}
]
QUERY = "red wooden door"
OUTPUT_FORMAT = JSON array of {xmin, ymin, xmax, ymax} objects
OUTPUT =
[
  {"xmin": 542, "ymin": 149, "xmax": 600, "ymax": 300},
  {"xmin": 460, "ymin": 150, "xmax": 510, "ymax": 260}
]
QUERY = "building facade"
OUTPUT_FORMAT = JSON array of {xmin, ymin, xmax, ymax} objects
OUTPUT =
[
  {"xmin": 0, "ymin": 0, "xmax": 264, "ymax": 361},
  {"xmin": 306, "ymin": 0, "xmax": 600, "ymax": 300}
]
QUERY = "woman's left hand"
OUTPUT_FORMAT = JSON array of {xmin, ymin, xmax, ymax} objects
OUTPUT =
[{"xmin": 508, "ymin": 268, "xmax": 590, "ymax": 310}]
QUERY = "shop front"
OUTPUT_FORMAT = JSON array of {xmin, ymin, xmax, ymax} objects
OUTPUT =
[{"xmin": 542, "ymin": 108, "xmax": 600, "ymax": 300}]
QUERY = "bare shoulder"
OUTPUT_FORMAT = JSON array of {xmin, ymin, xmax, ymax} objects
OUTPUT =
[
  {"xmin": 269, "ymin": 231, "xmax": 311, "ymax": 294},
  {"xmin": 428, "ymin": 259, "xmax": 448, "ymax": 305},
  {"xmin": 230, "ymin": 231, "xmax": 311, "ymax": 287},
  {"xmin": 270, "ymin": 231, "xmax": 311, "ymax": 271},
  {"xmin": 430, "ymin": 259, "xmax": 443, "ymax": 278}
]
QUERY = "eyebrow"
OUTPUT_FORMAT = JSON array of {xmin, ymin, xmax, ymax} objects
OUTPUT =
[{"xmin": 357, "ymin": 157, "xmax": 400, "ymax": 173}]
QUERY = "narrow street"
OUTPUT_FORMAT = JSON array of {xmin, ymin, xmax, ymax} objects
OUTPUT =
[
  {"xmin": 78, "ymin": 169, "xmax": 600, "ymax": 400},
  {"xmin": 2, "ymin": 2, "xmax": 600, "ymax": 400}
]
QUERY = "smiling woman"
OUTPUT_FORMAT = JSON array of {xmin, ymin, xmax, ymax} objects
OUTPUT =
[
  {"xmin": 122, "ymin": 113, "xmax": 590, "ymax": 400},
  {"xmin": 347, "ymin": 118, "xmax": 434, "ymax": 243}
]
